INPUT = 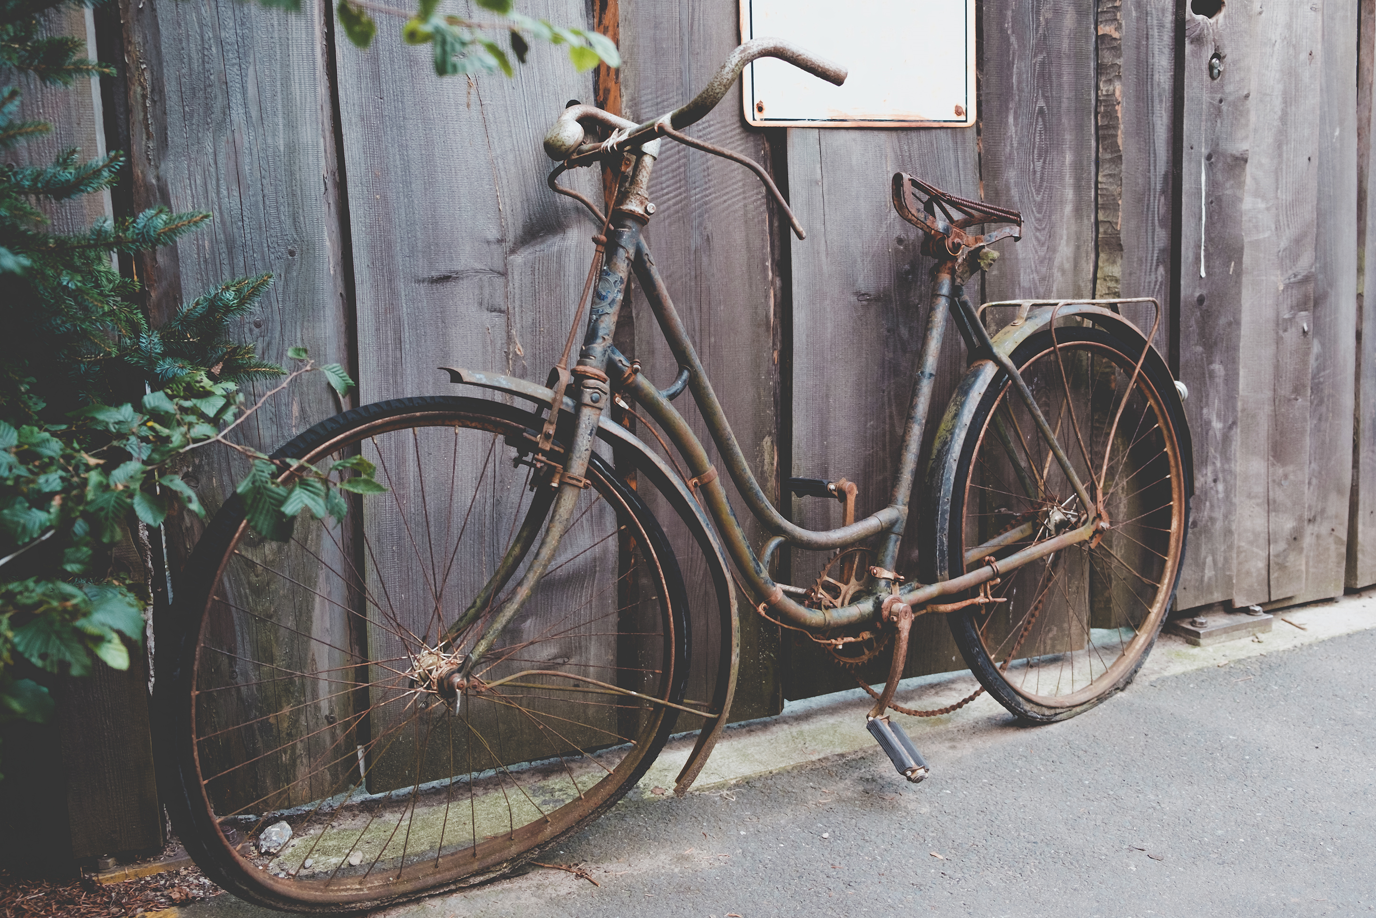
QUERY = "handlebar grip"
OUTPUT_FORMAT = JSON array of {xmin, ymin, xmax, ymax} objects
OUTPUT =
[
  {"xmin": 668, "ymin": 38, "xmax": 847, "ymax": 130},
  {"xmin": 544, "ymin": 104, "xmax": 639, "ymax": 161}
]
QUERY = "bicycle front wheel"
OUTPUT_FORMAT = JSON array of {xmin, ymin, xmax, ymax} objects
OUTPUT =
[
  {"xmin": 160, "ymin": 396, "xmax": 689, "ymax": 913},
  {"xmin": 925, "ymin": 327, "xmax": 1189, "ymax": 723}
]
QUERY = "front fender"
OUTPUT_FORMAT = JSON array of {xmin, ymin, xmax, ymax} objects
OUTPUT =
[{"xmin": 441, "ymin": 366, "xmax": 737, "ymax": 795}]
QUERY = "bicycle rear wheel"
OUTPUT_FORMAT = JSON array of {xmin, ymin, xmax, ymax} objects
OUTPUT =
[
  {"xmin": 924, "ymin": 327, "xmax": 1189, "ymax": 722},
  {"xmin": 160, "ymin": 396, "xmax": 688, "ymax": 913}
]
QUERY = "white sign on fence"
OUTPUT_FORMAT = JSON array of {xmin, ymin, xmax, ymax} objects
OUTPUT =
[{"xmin": 740, "ymin": 0, "xmax": 976, "ymax": 128}]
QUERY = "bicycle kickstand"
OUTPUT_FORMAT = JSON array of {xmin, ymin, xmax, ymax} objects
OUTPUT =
[{"xmin": 865, "ymin": 597, "xmax": 931, "ymax": 783}]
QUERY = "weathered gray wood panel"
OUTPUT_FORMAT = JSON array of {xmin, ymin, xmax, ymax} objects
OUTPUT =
[
  {"xmin": 1116, "ymin": 0, "xmax": 1178, "ymax": 352},
  {"xmin": 785, "ymin": 127, "xmax": 978, "ymax": 697},
  {"xmin": 14, "ymin": 4, "xmax": 161, "ymax": 861},
  {"xmin": 123, "ymin": 0, "xmax": 352, "ymax": 523},
  {"xmin": 1175, "ymin": 2, "xmax": 1253, "ymax": 609},
  {"xmin": 1303, "ymin": 0, "xmax": 1358, "ymax": 603},
  {"xmin": 620, "ymin": 0, "xmax": 783, "ymax": 719},
  {"xmin": 981, "ymin": 0, "xmax": 1097, "ymax": 305},
  {"xmin": 1351, "ymin": 0, "xmax": 1376, "ymax": 590},
  {"xmin": 15, "ymin": 6, "xmax": 111, "ymax": 235},
  {"xmin": 332, "ymin": 1, "xmax": 614, "ymax": 783},
  {"xmin": 336, "ymin": 8, "xmax": 600, "ymax": 400},
  {"xmin": 1234, "ymin": 0, "xmax": 1322, "ymax": 605},
  {"xmin": 122, "ymin": 0, "xmax": 353, "ymax": 806}
]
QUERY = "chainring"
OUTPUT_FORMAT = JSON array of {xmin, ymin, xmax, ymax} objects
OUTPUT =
[{"xmin": 806, "ymin": 547, "xmax": 893, "ymax": 668}]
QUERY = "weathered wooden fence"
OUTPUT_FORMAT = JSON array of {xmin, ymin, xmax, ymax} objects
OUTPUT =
[{"xmin": 7, "ymin": 0, "xmax": 1376, "ymax": 868}]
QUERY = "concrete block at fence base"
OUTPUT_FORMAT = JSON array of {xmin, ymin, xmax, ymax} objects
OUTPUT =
[{"xmin": 1164, "ymin": 610, "xmax": 1273, "ymax": 646}]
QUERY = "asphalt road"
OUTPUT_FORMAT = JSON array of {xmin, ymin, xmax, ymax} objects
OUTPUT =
[{"xmin": 188, "ymin": 619, "xmax": 1376, "ymax": 918}]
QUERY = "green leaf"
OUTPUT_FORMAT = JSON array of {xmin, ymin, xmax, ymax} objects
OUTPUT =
[
  {"xmin": 335, "ymin": 0, "xmax": 377, "ymax": 48},
  {"xmin": 480, "ymin": 41, "xmax": 514, "ymax": 77},
  {"xmin": 339, "ymin": 477, "xmax": 388, "ymax": 495},
  {"xmin": 584, "ymin": 31, "xmax": 621, "ymax": 67},
  {"xmin": 508, "ymin": 13, "xmax": 551, "ymax": 41},
  {"xmin": 90, "ymin": 632, "xmax": 130, "ymax": 670},
  {"xmin": 142, "ymin": 390, "xmax": 177, "ymax": 415},
  {"xmin": 403, "ymin": 16, "xmax": 434, "ymax": 44},
  {"xmin": 321, "ymin": 363, "xmax": 355, "ymax": 396},
  {"xmin": 287, "ymin": 345, "xmax": 310, "ymax": 360},
  {"xmin": 475, "ymin": 0, "xmax": 514, "ymax": 13},
  {"xmin": 133, "ymin": 488, "xmax": 168, "ymax": 527},
  {"xmin": 1, "ymin": 679, "xmax": 54, "ymax": 724},
  {"xmin": 325, "ymin": 485, "xmax": 348, "ymax": 522},
  {"xmin": 0, "ymin": 499, "xmax": 51, "ymax": 544},
  {"xmin": 0, "ymin": 421, "xmax": 16, "ymax": 450},
  {"xmin": 81, "ymin": 584, "xmax": 145, "ymax": 641},
  {"xmin": 238, "ymin": 460, "xmax": 295, "ymax": 541},
  {"xmin": 191, "ymin": 394, "xmax": 229, "ymax": 419},
  {"xmin": 62, "ymin": 544, "xmax": 92, "ymax": 574},
  {"xmin": 417, "ymin": 0, "xmax": 441, "ymax": 17},
  {"xmin": 19, "ymin": 427, "xmax": 64, "ymax": 458},
  {"xmin": 568, "ymin": 45, "xmax": 600, "ymax": 72},
  {"xmin": 281, "ymin": 478, "xmax": 329, "ymax": 519},
  {"xmin": 34, "ymin": 471, "xmax": 64, "ymax": 492},
  {"xmin": 330, "ymin": 455, "xmax": 376, "ymax": 476},
  {"xmin": 510, "ymin": 31, "xmax": 530, "ymax": 64},
  {"xmin": 13, "ymin": 615, "xmax": 90, "ymax": 677},
  {"xmin": 160, "ymin": 474, "xmax": 206, "ymax": 519},
  {"xmin": 109, "ymin": 459, "xmax": 145, "ymax": 489}
]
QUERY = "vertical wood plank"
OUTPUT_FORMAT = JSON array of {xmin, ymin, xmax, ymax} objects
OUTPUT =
[
  {"xmin": 1350, "ymin": 0, "xmax": 1376, "ymax": 589},
  {"xmin": 619, "ymin": 0, "xmax": 783, "ymax": 719},
  {"xmin": 14, "ymin": 6, "xmax": 111, "ymax": 235},
  {"xmin": 1117, "ymin": 0, "xmax": 1179, "ymax": 351},
  {"xmin": 1303, "ymin": 0, "xmax": 1358, "ymax": 602},
  {"xmin": 11, "ymin": 5, "xmax": 162, "ymax": 860},
  {"xmin": 1233, "ymin": 0, "xmax": 1323, "ymax": 605},
  {"xmin": 786, "ymin": 128, "xmax": 977, "ymax": 696},
  {"xmin": 981, "ymin": 0, "xmax": 1098, "ymax": 305},
  {"xmin": 1175, "ymin": 2, "xmax": 1253, "ymax": 610},
  {"xmin": 123, "ymin": 0, "xmax": 353, "ymax": 524},
  {"xmin": 333, "ymin": 1, "xmax": 613, "ymax": 780},
  {"xmin": 123, "ymin": 0, "xmax": 354, "ymax": 803}
]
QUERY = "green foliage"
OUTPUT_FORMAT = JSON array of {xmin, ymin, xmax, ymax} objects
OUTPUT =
[
  {"xmin": 0, "ymin": 0, "xmax": 383, "ymax": 769},
  {"xmin": 330, "ymin": 0, "xmax": 618, "ymax": 78}
]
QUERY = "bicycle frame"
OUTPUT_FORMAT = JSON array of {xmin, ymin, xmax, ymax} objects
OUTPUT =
[{"xmin": 454, "ymin": 142, "xmax": 1105, "ymax": 680}]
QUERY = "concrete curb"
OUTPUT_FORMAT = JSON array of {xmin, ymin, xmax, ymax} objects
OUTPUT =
[{"xmin": 637, "ymin": 587, "xmax": 1376, "ymax": 797}]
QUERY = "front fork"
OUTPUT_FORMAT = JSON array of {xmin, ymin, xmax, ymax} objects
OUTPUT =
[{"xmin": 454, "ymin": 211, "xmax": 648, "ymax": 679}]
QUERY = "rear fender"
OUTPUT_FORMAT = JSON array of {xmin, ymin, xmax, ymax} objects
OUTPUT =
[{"xmin": 984, "ymin": 305, "xmax": 1194, "ymax": 497}]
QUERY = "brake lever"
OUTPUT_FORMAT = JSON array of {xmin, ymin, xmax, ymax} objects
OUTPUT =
[{"xmin": 659, "ymin": 123, "xmax": 807, "ymax": 240}]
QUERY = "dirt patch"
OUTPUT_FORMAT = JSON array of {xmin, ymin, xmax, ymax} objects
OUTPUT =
[{"xmin": 0, "ymin": 865, "xmax": 222, "ymax": 917}]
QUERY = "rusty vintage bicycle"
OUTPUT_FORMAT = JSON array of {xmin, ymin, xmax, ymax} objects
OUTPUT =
[{"xmin": 158, "ymin": 39, "xmax": 1192, "ymax": 913}]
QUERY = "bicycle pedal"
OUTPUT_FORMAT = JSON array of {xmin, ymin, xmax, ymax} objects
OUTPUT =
[{"xmin": 866, "ymin": 715, "xmax": 930, "ymax": 783}]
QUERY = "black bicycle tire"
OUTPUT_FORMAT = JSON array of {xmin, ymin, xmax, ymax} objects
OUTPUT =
[
  {"xmin": 158, "ymin": 395, "xmax": 690, "ymax": 913},
  {"xmin": 925, "ymin": 327, "xmax": 1190, "ymax": 723}
]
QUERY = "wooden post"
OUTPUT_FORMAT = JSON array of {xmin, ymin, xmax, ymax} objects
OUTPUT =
[{"xmin": 1351, "ymin": 0, "xmax": 1376, "ymax": 590}]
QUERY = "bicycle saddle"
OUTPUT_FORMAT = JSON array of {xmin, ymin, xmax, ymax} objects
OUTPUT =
[{"xmin": 892, "ymin": 172, "xmax": 1022, "ymax": 254}]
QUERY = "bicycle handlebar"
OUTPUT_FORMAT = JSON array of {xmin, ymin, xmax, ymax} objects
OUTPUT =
[{"xmin": 543, "ymin": 38, "xmax": 847, "ymax": 161}]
